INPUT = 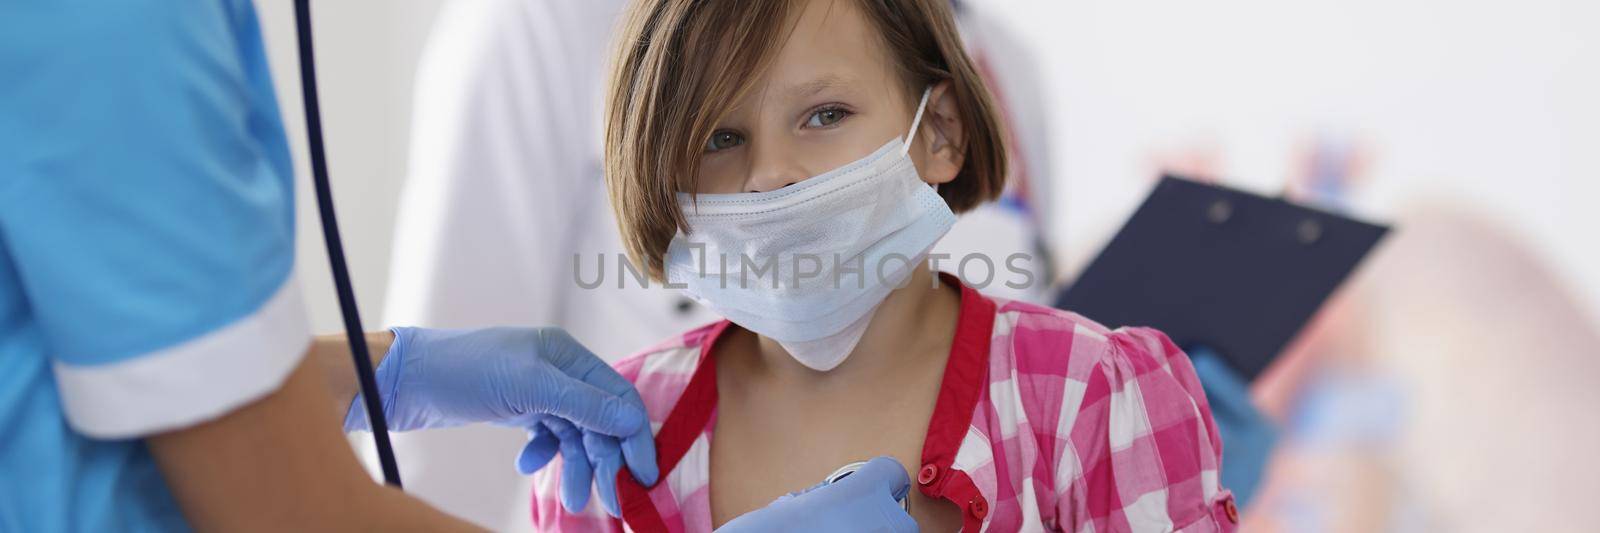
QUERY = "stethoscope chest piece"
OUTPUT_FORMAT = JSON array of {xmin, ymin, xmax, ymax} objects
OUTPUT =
[{"xmin": 823, "ymin": 461, "xmax": 911, "ymax": 512}]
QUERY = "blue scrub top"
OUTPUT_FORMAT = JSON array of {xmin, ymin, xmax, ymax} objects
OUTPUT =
[{"xmin": 0, "ymin": 1, "xmax": 311, "ymax": 530}]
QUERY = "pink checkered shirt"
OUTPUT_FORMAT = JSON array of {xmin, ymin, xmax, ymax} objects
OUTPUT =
[{"xmin": 530, "ymin": 274, "xmax": 1240, "ymax": 532}]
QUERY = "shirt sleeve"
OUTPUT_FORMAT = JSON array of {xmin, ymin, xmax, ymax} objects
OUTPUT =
[
  {"xmin": 1055, "ymin": 326, "xmax": 1239, "ymax": 532},
  {"xmin": 0, "ymin": 0, "xmax": 308, "ymax": 439}
]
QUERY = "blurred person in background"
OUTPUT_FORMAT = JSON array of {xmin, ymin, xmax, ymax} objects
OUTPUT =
[
  {"xmin": 930, "ymin": 0, "xmax": 1059, "ymax": 303},
  {"xmin": 1178, "ymin": 135, "xmax": 1600, "ymax": 532},
  {"xmin": 1248, "ymin": 201, "xmax": 1600, "ymax": 532},
  {"xmin": 1236, "ymin": 136, "xmax": 1421, "ymax": 531},
  {"xmin": 1356, "ymin": 203, "xmax": 1600, "ymax": 532}
]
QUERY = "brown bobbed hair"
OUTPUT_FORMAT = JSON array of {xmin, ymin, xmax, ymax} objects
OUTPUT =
[{"xmin": 605, "ymin": 0, "xmax": 1009, "ymax": 280}]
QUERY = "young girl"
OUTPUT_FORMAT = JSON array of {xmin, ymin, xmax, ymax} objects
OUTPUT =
[{"xmin": 531, "ymin": 0, "xmax": 1238, "ymax": 531}]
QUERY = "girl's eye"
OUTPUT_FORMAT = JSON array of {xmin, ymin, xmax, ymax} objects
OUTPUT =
[
  {"xmin": 705, "ymin": 130, "xmax": 744, "ymax": 153},
  {"xmin": 805, "ymin": 107, "xmax": 850, "ymax": 128}
]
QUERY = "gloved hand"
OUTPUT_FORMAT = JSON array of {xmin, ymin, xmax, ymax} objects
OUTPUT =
[
  {"xmin": 344, "ymin": 327, "xmax": 657, "ymax": 517},
  {"xmin": 715, "ymin": 456, "xmax": 917, "ymax": 533},
  {"xmin": 1189, "ymin": 346, "xmax": 1278, "ymax": 508}
]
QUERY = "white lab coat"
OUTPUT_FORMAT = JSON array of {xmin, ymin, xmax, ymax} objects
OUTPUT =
[{"xmin": 381, "ymin": 1, "xmax": 1054, "ymax": 529}]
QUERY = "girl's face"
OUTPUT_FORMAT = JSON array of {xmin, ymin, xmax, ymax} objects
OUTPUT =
[{"xmin": 694, "ymin": 0, "xmax": 966, "ymax": 195}]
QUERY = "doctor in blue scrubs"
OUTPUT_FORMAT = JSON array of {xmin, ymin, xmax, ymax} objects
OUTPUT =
[{"xmin": 0, "ymin": 1, "xmax": 915, "ymax": 531}]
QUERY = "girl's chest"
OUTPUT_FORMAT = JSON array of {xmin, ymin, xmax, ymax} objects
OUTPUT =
[{"xmin": 706, "ymin": 381, "xmax": 965, "ymax": 531}]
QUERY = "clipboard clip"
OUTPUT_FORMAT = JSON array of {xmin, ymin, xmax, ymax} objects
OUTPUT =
[{"xmin": 1205, "ymin": 193, "xmax": 1322, "ymax": 245}]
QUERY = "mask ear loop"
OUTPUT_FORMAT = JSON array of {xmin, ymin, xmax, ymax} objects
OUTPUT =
[{"xmin": 900, "ymin": 86, "xmax": 934, "ymax": 157}]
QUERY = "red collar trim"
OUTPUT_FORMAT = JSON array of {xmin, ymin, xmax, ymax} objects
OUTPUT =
[
  {"xmin": 920, "ymin": 273, "xmax": 996, "ymax": 469},
  {"xmin": 919, "ymin": 273, "xmax": 997, "ymax": 531},
  {"xmin": 616, "ymin": 274, "xmax": 995, "ymax": 531},
  {"xmin": 617, "ymin": 320, "xmax": 730, "ymax": 532}
]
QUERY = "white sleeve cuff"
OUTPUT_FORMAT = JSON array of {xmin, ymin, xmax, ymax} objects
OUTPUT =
[{"xmin": 53, "ymin": 276, "xmax": 312, "ymax": 439}]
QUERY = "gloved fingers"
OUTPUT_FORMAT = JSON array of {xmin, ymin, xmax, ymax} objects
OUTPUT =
[
  {"xmin": 867, "ymin": 492, "xmax": 919, "ymax": 533},
  {"xmin": 583, "ymin": 431, "xmax": 625, "ymax": 518},
  {"xmin": 573, "ymin": 359, "xmax": 657, "ymax": 487},
  {"xmin": 557, "ymin": 339, "xmax": 637, "ymax": 397},
  {"xmin": 544, "ymin": 418, "xmax": 595, "ymax": 513},
  {"xmin": 786, "ymin": 479, "xmax": 831, "ymax": 499},
  {"xmin": 844, "ymin": 457, "xmax": 918, "ymax": 533},
  {"xmin": 878, "ymin": 497, "xmax": 920, "ymax": 533},
  {"xmin": 534, "ymin": 327, "xmax": 607, "ymax": 377},
  {"xmin": 528, "ymin": 326, "xmax": 653, "ymax": 438},
  {"xmin": 541, "ymin": 375, "xmax": 649, "ymax": 438},
  {"xmin": 538, "ymin": 329, "xmax": 650, "ymax": 412},
  {"xmin": 499, "ymin": 409, "xmax": 548, "ymax": 430},
  {"xmin": 619, "ymin": 428, "xmax": 659, "ymax": 487},
  {"xmin": 738, "ymin": 456, "xmax": 916, "ymax": 533},
  {"xmin": 834, "ymin": 456, "xmax": 912, "ymax": 502},
  {"xmin": 516, "ymin": 421, "xmax": 562, "ymax": 475}
]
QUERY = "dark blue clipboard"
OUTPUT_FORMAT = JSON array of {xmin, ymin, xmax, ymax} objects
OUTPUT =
[{"xmin": 1055, "ymin": 176, "xmax": 1390, "ymax": 381}]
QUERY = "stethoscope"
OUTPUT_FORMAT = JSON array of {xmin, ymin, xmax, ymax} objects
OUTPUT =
[
  {"xmin": 289, "ymin": 1, "xmax": 918, "ymax": 497},
  {"xmin": 292, "ymin": 0, "xmax": 403, "ymax": 487}
]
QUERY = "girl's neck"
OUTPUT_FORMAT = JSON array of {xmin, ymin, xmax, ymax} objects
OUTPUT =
[{"xmin": 747, "ymin": 267, "xmax": 962, "ymax": 385}]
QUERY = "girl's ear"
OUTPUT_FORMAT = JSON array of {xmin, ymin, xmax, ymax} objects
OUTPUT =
[{"xmin": 916, "ymin": 80, "xmax": 966, "ymax": 186}]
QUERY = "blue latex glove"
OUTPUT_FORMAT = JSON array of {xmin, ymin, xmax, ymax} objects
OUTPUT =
[
  {"xmin": 1189, "ymin": 347, "xmax": 1278, "ymax": 508},
  {"xmin": 715, "ymin": 456, "xmax": 917, "ymax": 533},
  {"xmin": 344, "ymin": 327, "xmax": 658, "ymax": 517}
]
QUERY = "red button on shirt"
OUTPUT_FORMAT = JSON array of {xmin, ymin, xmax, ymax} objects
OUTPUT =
[
  {"xmin": 969, "ymin": 497, "xmax": 989, "ymax": 519},
  {"xmin": 917, "ymin": 464, "xmax": 939, "ymax": 485}
]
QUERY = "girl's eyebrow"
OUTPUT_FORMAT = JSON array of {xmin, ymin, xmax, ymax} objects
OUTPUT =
[{"xmin": 783, "ymin": 74, "xmax": 857, "ymax": 100}]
